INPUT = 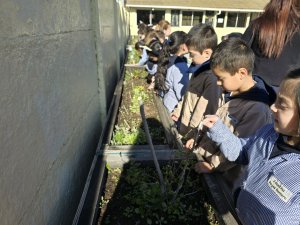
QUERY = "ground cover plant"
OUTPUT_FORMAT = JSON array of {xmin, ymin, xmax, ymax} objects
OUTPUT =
[
  {"xmin": 98, "ymin": 161, "xmax": 219, "ymax": 225},
  {"xmin": 110, "ymin": 67, "xmax": 166, "ymax": 145},
  {"xmin": 126, "ymin": 36, "xmax": 140, "ymax": 64}
]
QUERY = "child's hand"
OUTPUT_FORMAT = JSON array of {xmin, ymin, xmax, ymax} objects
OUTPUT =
[
  {"xmin": 184, "ymin": 138, "xmax": 195, "ymax": 150},
  {"xmin": 171, "ymin": 114, "xmax": 178, "ymax": 122},
  {"xmin": 194, "ymin": 161, "xmax": 214, "ymax": 174},
  {"xmin": 203, "ymin": 115, "xmax": 219, "ymax": 128}
]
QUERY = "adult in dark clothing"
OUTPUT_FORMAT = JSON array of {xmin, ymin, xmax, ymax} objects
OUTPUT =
[{"xmin": 242, "ymin": 0, "xmax": 300, "ymax": 88}]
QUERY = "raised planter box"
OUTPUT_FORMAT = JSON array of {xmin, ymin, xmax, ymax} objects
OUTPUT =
[{"xmin": 72, "ymin": 61, "xmax": 241, "ymax": 225}]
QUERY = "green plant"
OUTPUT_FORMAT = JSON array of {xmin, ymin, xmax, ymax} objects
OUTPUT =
[
  {"xmin": 120, "ymin": 161, "xmax": 216, "ymax": 225},
  {"xmin": 111, "ymin": 124, "xmax": 146, "ymax": 145},
  {"xmin": 130, "ymin": 86, "xmax": 149, "ymax": 113},
  {"xmin": 129, "ymin": 35, "xmax": 139, "ymax": 45},
  {"xmin": 124, "ymin": 68, "xmax": 147, "ymax": 81},
  {"xmin": 99, "ymin": 196, "xmax": 109, "ymax": 209},
  {"xmin": 127, "ymin": 47, "xmax": 141, "ymax": 64}
]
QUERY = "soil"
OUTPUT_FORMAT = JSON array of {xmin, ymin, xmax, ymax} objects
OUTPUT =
[
  {"xmin": 110, "ymin": 66, "xmax": 166, "ymax": 145},
  {"xmin": 98, "ymin": 162, "xmax": 219, "ymax": 225}
]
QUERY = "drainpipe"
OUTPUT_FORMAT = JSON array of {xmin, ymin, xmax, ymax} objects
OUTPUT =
[{"xmin": 214, "ymin": 10, "xmax": 222, "ymax": 27}]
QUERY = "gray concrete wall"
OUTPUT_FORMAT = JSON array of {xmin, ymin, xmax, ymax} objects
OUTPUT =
[{"xmin": 0, "ymin": 1, "xmax": 128, "ymax": 225}]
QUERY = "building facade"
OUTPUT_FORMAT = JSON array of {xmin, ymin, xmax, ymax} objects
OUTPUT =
[{"xmin": 125, "ymin": 0, "xmax": 269, "ymax": 41}]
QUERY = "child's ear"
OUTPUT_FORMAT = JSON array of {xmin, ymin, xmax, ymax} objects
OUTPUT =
[
  {"xmin": 238, "ymin": 68, "xmax": 248, "ymax": 80},
  {"xmin": 203, "ymin": 48, "xmax": 213, "ymax": 59},
  {"xmin": 181, "ymin": 44, "xmax": 188, "ymax": 53}
]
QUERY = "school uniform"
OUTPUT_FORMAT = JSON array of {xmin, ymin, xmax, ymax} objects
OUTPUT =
[
  {"xmin": 145, "ymin": 60, "xmax": 158, "ymax": 75},
  {"xmin": 194, "ymin": 76, "xmax": 276, "ymax": 172},
  {"xmin": 207, "ymin": 121, "xmax": 300, "ymax": 225},
  {"xmin": 137, "ymin": 48, "xmax": 149, "ymax": 66},
  {"xmin": 163, "ymin": 55, "xmax": 189, "ymax": 112},
  {"xmin": 172, "ymin": 60, "xmax": 222, "ymax": 139}
]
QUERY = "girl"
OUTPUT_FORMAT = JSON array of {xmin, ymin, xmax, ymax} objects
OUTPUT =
[
  {"xmin": 203, "ymin": 68, "xmax": 300, "ymax": 224},
  {"xmin": 154, "ymin": 31, "xmax": 189, "ymax": 112},
  {"xmin": 144, "ymin": 39, "xmax": 163, "ymax": 80},
  {"xmin": 137, "ymin": 30, "xmax": 165, "ymax": 67},
  {"xmin": 156, "ymin": 20, "xmax": 172, "ymax": 39}
]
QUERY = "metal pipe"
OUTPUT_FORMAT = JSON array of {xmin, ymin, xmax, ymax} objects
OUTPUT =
[{"xmin": 139, "ymin": 99, "xmax": 167, "ymax": 199}]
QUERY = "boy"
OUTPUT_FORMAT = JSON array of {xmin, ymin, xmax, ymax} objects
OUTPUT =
[
  {"xmin": 171, "ymin": 24, "xmax": 221, "ymax": 141},
  {"xmin": 202, "ymin": 68, "xmax": 300, "ymax": 225},
  {"xmin": 185, "ymin": 38, "xmax": 276, "ymax": 181}
]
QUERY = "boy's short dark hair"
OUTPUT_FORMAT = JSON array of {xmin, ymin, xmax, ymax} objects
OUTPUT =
[
  {"xmin": 211, "ymin": 38, "xmax": 255, "ymax": 75},
  {"xmin": 221, "ymin": 32, "xmax": 242, "ymax": 41},
  {"xmin": 186, "ymin": 23, "xmax": 218, "ymax": 52}
]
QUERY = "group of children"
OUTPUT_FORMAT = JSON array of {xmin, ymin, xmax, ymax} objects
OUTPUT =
[{"xmin": 135, "ymin": 20, "xmax": 300, "ymax": 224}]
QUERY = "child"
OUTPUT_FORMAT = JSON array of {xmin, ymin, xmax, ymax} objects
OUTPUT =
[
  {"xmin": 144, "ymin": 39, "xmax": 163, "ymax": 79},
  {"xmin": 171, "ymin": 24, "xmax": 221, "ymax": 141},
  {"xmin": 136, "ymin": 30, "xmax": 165, "ymax": 67},
  {"xmin": 221, "ymin": 32, "xmax": 242, "ymax": 41},
  {"xmin": 185, "ymin": 38, "xmax": 276, "ymax": 177},
  {"xmin": 154, "ymin": 31, "xmax": 189, "ymax": 112},
  {"xmin": 202, "ymin": 67, "xmax": 300, "ymax": 225},
  {"xmin": 155, "ymin": 20, "xmax": 172, "ymax": 39},
  {"xmin": 137, "ymin": 22, "xmax": 152, "ymax": 42}
]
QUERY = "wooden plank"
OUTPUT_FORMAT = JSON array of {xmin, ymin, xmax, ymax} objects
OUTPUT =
[
  {"xmin": 152, "ymin": 94, "xmax": 176, "ymax": 147},
  {"xmin": 124, "ymin": 64, "xmax": 145, "ymax": 69},
  {"xmin": 103, "ymin": 147, "xmax": 181, "ymax": 168}
]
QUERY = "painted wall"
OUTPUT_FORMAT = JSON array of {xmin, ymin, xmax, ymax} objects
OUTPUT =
[{"xmin": 0, "ymin": 1, "xmax": 128, "ymax": 225}]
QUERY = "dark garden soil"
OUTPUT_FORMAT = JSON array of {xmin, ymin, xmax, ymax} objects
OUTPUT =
[
  {"xmin": 98, "ymin": 162, "xmax": 219, "ymax": 225},
  {"xmin": 110, "ymin": 66, "xmax": 166, "ymax": 145}
]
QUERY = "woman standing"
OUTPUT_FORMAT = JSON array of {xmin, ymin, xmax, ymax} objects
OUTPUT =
[{"xmin": 242, "ymin": 0, "xmax": 300, "ymax": 88}]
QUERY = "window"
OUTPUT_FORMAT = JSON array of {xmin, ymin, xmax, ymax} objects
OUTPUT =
[
  {"xmin": 151, "ymin": 10, "xmax": 165, "ymax": 25},
  {"xmin": 193, "ymin": 11, "xmax": 203, "ymax": 26},
  {"xmin": 227, "ymin": 13, "xmax": 237, "ymax": 27},
  {"xmin": 182, "ymin": 11, "xmax": 192, "ymax": 26},
  {"xmin": 204, "ymin": 11, "xmax": 215, "ymax": 25},
  {"xmin": 181, "ymin": 11, "xmax": 203, "ymax": 26},
  {"xmin": 227, "ymin": 12, "xmax": 247, "ymax": 27},
  {"xmin": 216, "ymin": 12, "xmax": 225, "ymax": 27},
  {"xmin": 171, "ymin": 10, "xmax": 180, "ymax": 26},
  {"xmin": 250, "ymin": 12, "xmax": 261, "ymax": 21},
  {"xmin": 136, "ymin": 10, "xmax": 165, "ymax": 25},
  {"xmin": 137, "ymin": 10, "xmax": 150, "ymax": 24},
  {"xmin": 237, "ymin": 13, "xmax": 247, "ymax": 27}
]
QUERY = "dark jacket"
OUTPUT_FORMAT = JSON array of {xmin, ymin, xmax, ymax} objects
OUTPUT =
[
  {"xmin": 173, "ymin": 61, "xmax": 222, "ymax": 139},
  {"xmin": 242, "ymin": 24, "xmax": 300, "ymax": 86},
  {"xmin": 194, "ymin": 76, "xmax": 275, "ymax": 172}
]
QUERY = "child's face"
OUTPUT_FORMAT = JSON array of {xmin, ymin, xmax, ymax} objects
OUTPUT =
[
  {"xmin": 138, "ymin": 34, "xmax": 145, "ymax": 41},
  {"xmin": 149, "ymin": 55, "xmax": 158, "ymax": 62},
  {"xmin": 212, "ymin": 67, "xmax": 242, "ymax": 92},
  {"xmin": 271, "ymin": 80, "xmax": 300, "ymax": 136},
  {"xmin": 164, "ymin": 25, "xmax": 172, "ymax": 37},
  {"xmin": 188, "ymin": 48, "xmax": 209, "ymax": 65}
]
